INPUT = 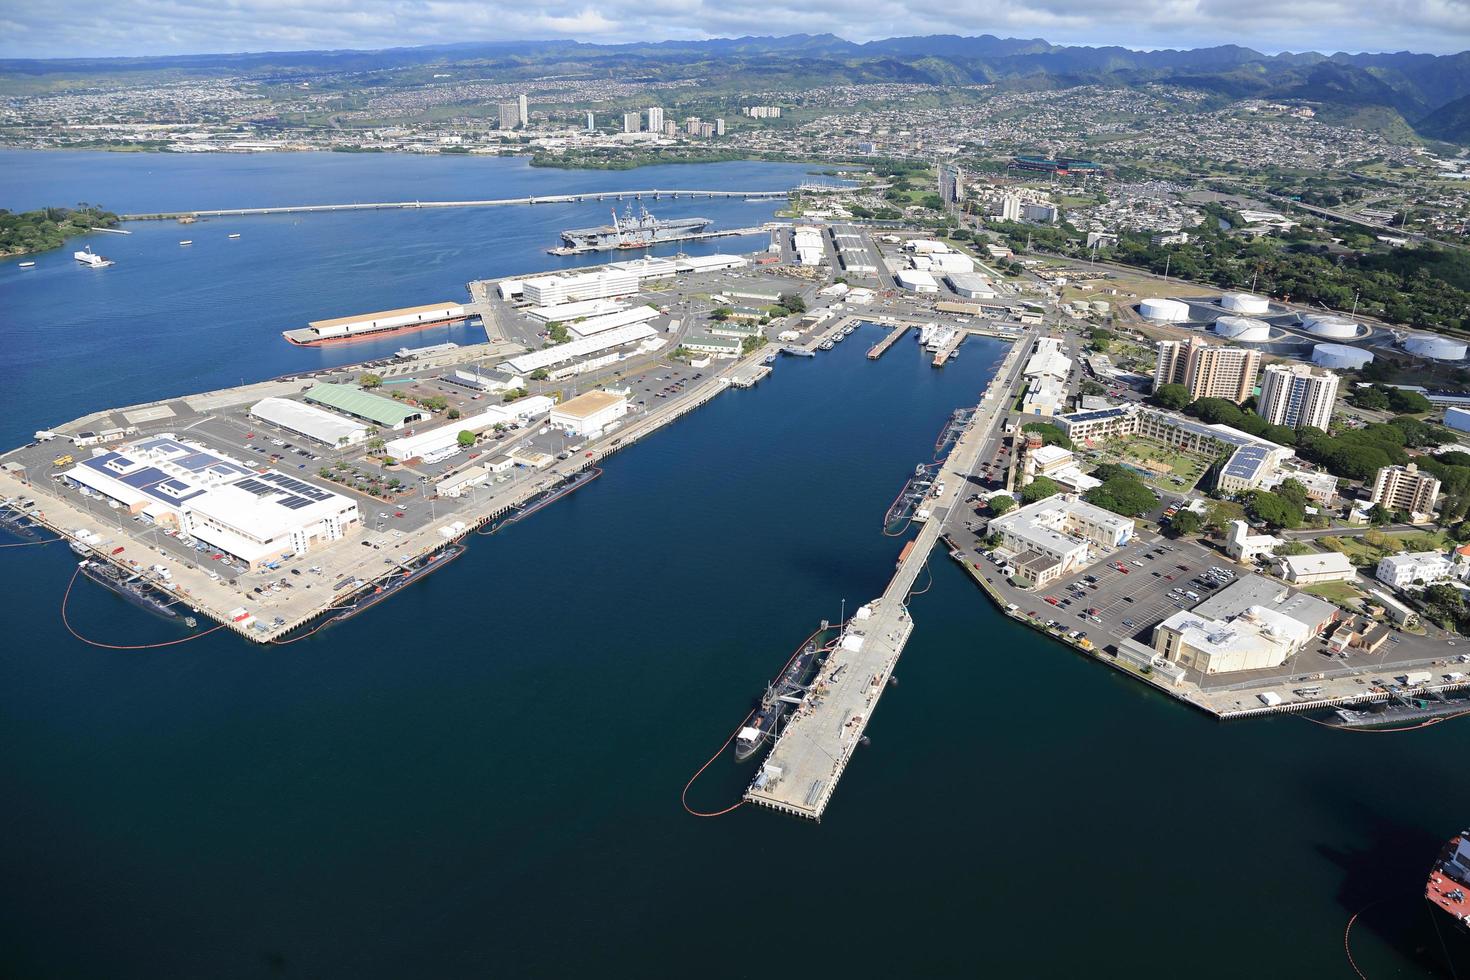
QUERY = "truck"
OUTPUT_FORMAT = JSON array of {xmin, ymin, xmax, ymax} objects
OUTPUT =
[
  {"xmin": 1398, "ymin": 671, "xmax": 1432, "ymax": 686},
  {"xmin": 1257, "ymin": 692, "xmax": 1283, "ymax": 706}
]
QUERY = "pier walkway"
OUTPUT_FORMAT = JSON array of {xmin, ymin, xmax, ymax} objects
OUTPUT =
[
  {"xmin": 744, "ymin": 330, "xmax": 1031, "ymax": 821},
  {"xmin": 119, "ymin": 185, "xmax": 859, "ymax": 222},
  {"xmin": 866, "ymin": 323, "xmax": 910, "ymax": 360}
]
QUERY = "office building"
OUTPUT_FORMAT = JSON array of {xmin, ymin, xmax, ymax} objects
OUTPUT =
[
  {"xmin": 1369, "ymin": 463, "xmax": 1442, "ymax": 522},
  {"xmin": 623, "ymin": 111, "xmax": 640, "ymax": 134},
  {"xmin": 1153, "ymin": 337, "xmax": 1260, "ymax": 404},
  {"xmin": 1256, "ymin": 363, "xmax": 1339, "ymax": 431},
  {"xmin": 1377, "ymin": 551, "xmax": 1461, "ymax": 589},
  {"xmin": 646, "ymin": 107, "xmax": 663, "ymax": 132},
  {"xmin": 1151, "ymin": 574, "xmax": 1336, "ymax": 674}
]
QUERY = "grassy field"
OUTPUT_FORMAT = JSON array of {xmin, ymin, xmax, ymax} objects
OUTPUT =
[
  {"xmin": 1085, "ymin": 436, "xmax": 1211, "ymax": 493},
  {"xmin": 1302, "ymin": 580, "xmax": 1367, "ymax": 606}
]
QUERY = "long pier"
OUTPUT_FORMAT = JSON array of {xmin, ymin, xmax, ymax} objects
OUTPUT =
[
  {"xmin": 744, "ymin": 330, "xmax": 1029, "ymax": 821},
  {"xmin": 119, "ymin": 185, "xmax": 859, "ymax": 222}
]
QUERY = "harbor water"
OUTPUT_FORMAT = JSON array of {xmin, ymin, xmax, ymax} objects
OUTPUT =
[{"xmin": 1, "ymin": 152, "xmax": 1467, "ymax": 978}]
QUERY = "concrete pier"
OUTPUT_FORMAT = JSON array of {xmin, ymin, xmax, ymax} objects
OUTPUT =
[
  {"xmin": 744, "ymin": 329, "xmax": 1027, "ymax": 820},
  {"xmin": 866, "ymin": 323, "xmax": 910, "ymax": 360}
]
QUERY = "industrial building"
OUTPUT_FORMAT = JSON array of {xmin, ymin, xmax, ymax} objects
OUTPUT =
[
  {"xmin": 1256, "ymin": 363, "xmax": 1339, "ymax": 431},
  {"xmin": 504, "ymin": 324, "xmax": 661, "ymax": 377},
  {"xmin": 303, "ymin": 383, "xmax": 428, "ymax": 430},
  {"xmin": 1153, "ymin": 337, "xmax": 1260, "ymax": 404},
  {"xmin": 1152, "ymin": 575, "xmax": 1336, "ymax": 674},
  {"xmin": 64, "ymin": 435, "xmax": 359, "ymax": 569},
  {"xmin": 565, "ymin": 306, "xmax": 661, "ymax": 340},
  {"xmin": 282, "ymin": 302, "xmax": 467, "ymax": 346},
  {"xmin": 1446, "ymin": 406, "xmax": 1470, "ymax": 433},
  {"xmin": 1024, "ymin": 337, "xmax": 1072, "ymax": 381},
  {"xmin": 549, "ymin": 390, "xmax": 629, "ymax": 437},
  {"xmin": 896, "ymin": 269, "xmax": 939, "ymax": 293},
  {"xmin": 945, "ymin": 273, "xmax": 997, "ymax": 299},
  {"xmin": 384, "ymin": 397, "xmax": 554, "ymax": 461},
  {"xmin": 521, "ymin": 269, "xmax": 640, "ymax": 306},
  {"xmin": 682, "ymin": 333, "xmax": 742, "ymax": 356},
  {"xmin": 249, "ymin": 397, "xmax": 369, "ymax": 447},
  {"xmin": 1369, "ymin": 463, "xmax": 1442, "ymax": 522}
]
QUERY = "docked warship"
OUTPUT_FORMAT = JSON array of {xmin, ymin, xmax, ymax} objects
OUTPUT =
[{"xmin": 555, "ymin": 206, "xmax": 712, "ymax": 253}]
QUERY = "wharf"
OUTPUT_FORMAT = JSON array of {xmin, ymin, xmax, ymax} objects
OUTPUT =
[
  {"xmin": 744, "ymin": 329, "xmax": 1023, "ymax": 821},
  {"xmin": 866, "ymin": 323, "xmax": 910, "ymax": 360},
  {"xmin": 729, "ymin": 360, "xmax": 772, "ymax": 388},
  {"xmin": 547, "ymin": 225, "xmax": 771, "ymax": 255},
  {"xmin": 931, "ymin": 332, "xmax": 964, "ymax": 367}
]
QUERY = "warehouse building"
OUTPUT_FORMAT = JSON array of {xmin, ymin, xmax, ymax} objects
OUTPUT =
[
  {"xmin": 281, "ymin": 303, "xmax": 467, "ymax": 346},
  {"xmin": 565, "ymin": 306, "xmax": 660, "ymax": 340},
  {"xmin": 383, "ymin": 397, "xmax": 554, "ymax": 461},
  {"xmin": 1275, "ymin": 551, "xmax": 1357, "ymax": 585},
  {"xmin": 503, "ymin": 324, "xmax": 659, "ymax": 376},
  {"xmin": 1152, "ymin": 574, "xmax": 1336, "ymax": 674},
  {"xmin": 250, "ymin": 397, "xmax": 368, "ymax": 447},
  {"xmin": 182, "ymin": 471, "xmax": 360, "ymax": 569},
  {"xmin": 303, "ymin": 383, "xmax": 427, "ymax": 430},
  {"xmin": 896, "ymin": 269, "xmax": 939, "ymax": 293},
  {"xmin": 549, "ymin": 390, "xmax": 629, "ymax": 437},
  {"xmin": 682, "ymin": 333, "xmax": 742, "ymax": 356}
]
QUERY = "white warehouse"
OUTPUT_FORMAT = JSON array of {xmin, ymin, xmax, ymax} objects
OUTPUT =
[
  {"xmin": 249, "ymin": 397, "xmax": 369, "ymax": 447},
  {"xmin": 549, "ymin": 390, "xmax": 629, "ymax": 437}
]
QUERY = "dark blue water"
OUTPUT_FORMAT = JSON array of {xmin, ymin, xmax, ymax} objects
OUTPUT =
[{"xmin": 1, "ymin": 153, "xmax": 1467, "ymax": 979}]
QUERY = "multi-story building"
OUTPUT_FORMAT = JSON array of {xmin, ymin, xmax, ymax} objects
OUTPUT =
[
  {"xmin": 988, "ymin": 494, "xmax": 1134, "ymax": 587},
  {"xmin": 518, "ymin": 93, "xmax": 528, "ymax": 126},
  {"xmin": 622, "ymin": 111, "xmax": 640, "ymax": 134},
  {"xmin": 714, "ymin": 118, "xmax": 726, "ymax": 136},
  {"xmin": 646, "ymin": 106, "xmax": 664, "ymax": 133},
  {"xmin": 685, "ymin": 117, "xmax": 702, "ymax": 135},
  {"xmin": 585, "ymin": 111, "xmax": 595, "ymax": 131},
  {"xmin": 498, "ymin": 102, "xmax": 521, "ymax": 129},
  {"xmin": 663, "ymin": 121, "xmax": 678, "ymax": 137},
  {"xmin": 1153, "ymin": 337, "xmax": 1260, "ymax": 404},
  {"xmin": 1376, "ymin": 550, "xmax": 1461, "ymax": 589},
  {"xmin": 699, "ymin": 122, "xmax": 716, "ymax": 138},
  {"xmin": 997, "ymin": 194, "xmax": 1022, "ymax": 222},
  {"xmin": 1369, "ymin": 463, "xmax": 1442, "ymax": 522},
  {"xmin": 1257, "ymin": 363, "xmax": 1339, "ymax": 431},
  {"xmin": 1152, "ymin": 574, "xmax": 1336, "ymax": 674}
]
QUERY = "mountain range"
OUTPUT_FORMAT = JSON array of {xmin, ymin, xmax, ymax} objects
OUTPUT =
[{"xmin": 5, "ymin": 34, "xmax": 1470, "ymax": 144}]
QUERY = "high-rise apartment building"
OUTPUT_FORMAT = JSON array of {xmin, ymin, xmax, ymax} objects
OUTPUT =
[
  {"xmin": 647, "ymin": 107, "xmax": 664, "ymax": 132},
  {"xmin": 518, "ymin": 93, "xmax": 528, "ymax": 125},
  {"xmin": 685, "ymin": 117, "xmax": 702, "ymax": 135},
  {"xmin": 1153, "ymin": 337, "xmax": 1261, "ymax": 404},
  {"xmin": 623, "ymin": 111, "xmax": 640, "ymax": 133},
  {"xmin": 715, "ymin": 118, "xmax": 726, "ymax": 136},
  {"xmin": 585, "ymin": 111, "xmax": 595, "ymax": 131},
  {"xmin": 1256, "ymin": 363, "xmax": 1339, "ymax": 431},
  {"xmin": 498, "ymin": 102, "xmax": 521, "ymax": 129},
  {"xmin": 1369, "ymin": 463, "xmax": 1441, "ymax": 520}
]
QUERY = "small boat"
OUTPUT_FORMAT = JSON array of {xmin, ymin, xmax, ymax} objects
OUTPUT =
[
  {"xmin": 227, "ymin": 233, "xmax": 241, "ymax": 239},
  {"xmin": 179, "ymin": 240, "xmax": 193, "ymax": 246},
  {"xmin": 18, "ymin": 261, "xmax": 35, "ymax": 268}
]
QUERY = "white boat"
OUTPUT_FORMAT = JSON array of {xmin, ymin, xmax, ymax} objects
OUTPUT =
[
  {"xmin": 18, "ymin": 261, "xmax": 35, "ymax": 268},
  {"xmin": 73, "ymin": 247, "xmax": 113, "ymax": 268},
  {"xmin": 179, "ymin": 240, "xmax": 193, "ymax": 246},
  {"xmin": 227, "ymin": 233, "xmax": 241, "ymax": 239}
]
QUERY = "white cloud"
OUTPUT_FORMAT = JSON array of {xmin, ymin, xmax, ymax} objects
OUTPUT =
[{"xmin": 1, "ymin": 0, "xmax": 1466, "ymax": 58}]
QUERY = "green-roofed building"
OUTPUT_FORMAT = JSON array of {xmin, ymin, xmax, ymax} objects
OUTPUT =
[{"xmin": 302, "ymin": 383, "xmax": 428, "ymax": 430}]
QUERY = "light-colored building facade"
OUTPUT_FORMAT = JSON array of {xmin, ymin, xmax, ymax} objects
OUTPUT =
[
  {"xmin": 1369, "ymin": 463, "xmax": 1441, "ymax": 522},
  {"xmin": 1257, "ymin": 363, "xmax": 1339, "ymax": 431},
  {"xmin": 646, "ymin": 106, "xmax": 663, "ymax": 132},
  {"xmin": 989, "ymin": 494, "xmax": 1134, "ymax": 586},
  {"xmin": 1153, "ymin": 337, "xmax": 1261, "ymax": 404},
  {"xmin": 1275, "ymin": 551, "xmax": 1356, "ymax": 585},
  {"xmin": 498, "ymin": 101, "xmax": 521, "ymax": 129},
  {"xmin": 1376, "ymin": 551, "xmax": 1461, "ymax": 590},
  {"xmin": 549, "ymin": 390, "xmax": 629, "ymax": 437},
  {"xmin": 623, "ymin": 111, "xmax": 640, "ymax": 133}
]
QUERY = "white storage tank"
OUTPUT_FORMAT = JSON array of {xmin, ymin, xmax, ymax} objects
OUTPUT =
[
  {"xmin": 1404, "ymin": 334, "xmax": 1468, "ymax": 361},
  {"xmin": 1140, "ymin": 297, "xmax": 1189, "ymax": 322},
  {"xmin": 1300, "ymin": 314, "xmax": 1361, "ymax": 339},
  {"xmin": 1312, "ymin": 344, "xmax": 1374, "ymax": 370},
  {"xmin": 1212, "ymin": 316, "xmax": 1271, "ymax": 342},
  {"xmin": 1220, "ymin": 292, "xmax": 1270, "ymax": 315}
]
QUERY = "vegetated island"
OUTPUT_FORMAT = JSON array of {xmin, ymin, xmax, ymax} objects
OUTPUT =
[{"xmin": 1, "ymin": 205, "xmax": 119, "ymax": 257}]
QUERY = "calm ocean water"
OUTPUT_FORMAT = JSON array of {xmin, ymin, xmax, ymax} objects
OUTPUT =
[{"xmin": 0, "ymin": 152, "xmax": 1465, "ymax": 979}]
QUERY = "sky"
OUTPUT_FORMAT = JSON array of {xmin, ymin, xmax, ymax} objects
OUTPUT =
[{"xmin": 1, "ymin": 0, "xmax": 1467, "ymax": 60}]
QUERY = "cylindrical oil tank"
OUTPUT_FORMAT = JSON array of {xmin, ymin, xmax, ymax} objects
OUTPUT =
[
  {"xmin": 1220, "ymin": 292, "xmax": 1270, "ymax": 315},
  {"xmin": 1312, "ymin": 344, "xmax": 1374, "ymax": 370},
  {"xmin": 1404, "ymin": 334, "xmax": 1468, "ymax": 361},
  {"xmin": 1140, "ymin": 297, "xmax": 1189, "ymax": 321},
  {"xmin": 1300, "ymin": 314, "xmax": 1361, "ymax": 339},
  {"xmin": 1213, "ymin": 316, "xmax": 1272, "ymax": 342}
]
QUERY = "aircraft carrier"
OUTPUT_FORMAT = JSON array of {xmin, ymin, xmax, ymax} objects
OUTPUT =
[{"xmin": 555, "ymin": 206, "xmax": 713, "ymax": 253}]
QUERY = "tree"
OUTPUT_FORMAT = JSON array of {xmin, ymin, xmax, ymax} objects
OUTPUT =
[
  {"xmin": 367, "ymin": 437, "xmax": 385, "ymax": 452},
  {"xmin": 1079, "ymin": 380, "xmax": 1107, "ymax": 397},
  {"xmin": 1089, "ymin": 329, "xmax": 1114, "ymax": 352},
  {"xmin": 358, "ymin": 373, "xmax": 383, "ymax": 389},
  {"xmin": 741, "ymin": 334, "xmax": 764, "ymax": 355},
  {"xmin": 1022, "ymin": 422, "xmax": 1072, "ymax": 449},
  {"xmin": 1169, "ymin": 509, "xmax": 1203, "ymax": 536},
  {"xmin": 546, "ymin": 322, "xmax": 569, "ymax": 344},
  {"xmin": 503, "ymin": 388, "xmax": 527, "ymax": 402},
  {"xmin": 456, "ymin": 430, "xmax": 476, "ymax": 448},
  {"xmin": 1085, "ymin": 474, "xmax": 1156, "ymax": 517},
  {"xmin": 447, "ymin": 408, "xmax": 461, "ymax": 420},
  {"xmin": 988, "ymin": 495, "xmax": 1016, "ymax": 516},
  {"xmin": 1275, "ymin": 478, "xmax": 1310, "ymax": 511},
  {"xmin": 1247, "ymin": 490, "xmax": 1304, "ymax": 529},
  {"xmin": 529, "ymin": 368, "xmax": 551, "ymax": 381},
  {"xmin": 1368, "ymin": 503, "xmax": 1394, "ymax": 526},
  {"xmin": 1022, "ymin": 476, "xmax": 1061, "ymax": 504},
  {"xmin": 710, "ymin": 306, "xmax": 734, "ymax": 321},
  {"xmin": 1151, "ymin": 383, "xmax": 1192, "ymax": 411},
  {"xmin": 778, "ymin": 292, "xmax": 807, "ymax": 315}
]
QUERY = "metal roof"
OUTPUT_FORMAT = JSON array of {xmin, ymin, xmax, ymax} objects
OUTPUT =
[{"xmin": 303, "ymin": 383, "xmax": 424, "ymax": 428}]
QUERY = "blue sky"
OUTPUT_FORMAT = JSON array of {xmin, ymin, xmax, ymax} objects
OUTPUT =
[{"xmin": 2, "ymin": 0, "xmax": 1467, "ymax": 59}]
